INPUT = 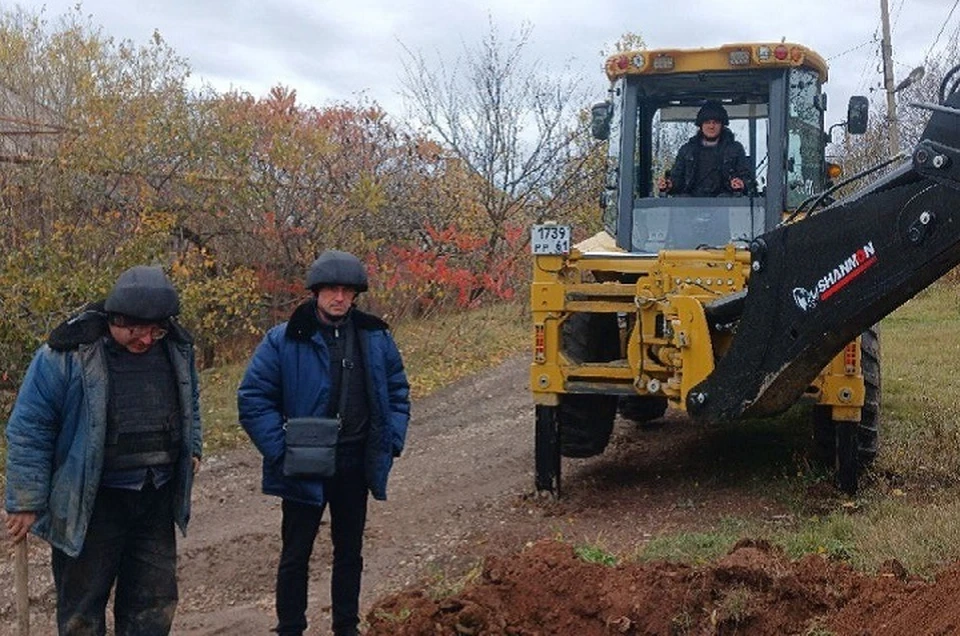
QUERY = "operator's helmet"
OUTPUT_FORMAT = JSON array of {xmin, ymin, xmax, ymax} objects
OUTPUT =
[
  {"xmin": 104, "ymin": 265, "xmax": 180, "ymax": 322},
  {"xmin": 306, "ymin": 250, "xmax": 369, "ymax": 293},
  {"xmin": 696, "ymin": 100, "xmax": 729, "ymax": 126}
]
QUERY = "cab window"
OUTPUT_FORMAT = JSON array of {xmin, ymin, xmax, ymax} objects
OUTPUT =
[{"xmin": 786, "ymin": 68, "xmax": 825, "ymax": 209}]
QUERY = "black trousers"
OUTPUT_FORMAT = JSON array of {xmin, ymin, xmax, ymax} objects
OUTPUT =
[
  {"xmin": 275, "ymin": 446, "xmax": 369, "ymax": 636},
  {"xmin": 51, "ymin": 482, "xmax": 178, "ymax": 636}
]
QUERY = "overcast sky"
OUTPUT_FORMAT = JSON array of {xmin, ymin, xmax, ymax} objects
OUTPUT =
[{"xmin": 17, "ymin": 0, "xmax": 960, "ymax": 128}]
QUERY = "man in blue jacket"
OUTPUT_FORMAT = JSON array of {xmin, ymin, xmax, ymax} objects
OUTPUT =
[
  {"xmin": 4, "ymin": 265, "xmax": 203, "ymax": 635},
  {"xmin": 238, "ymin": 249, "xmax": 411, "ymax": 636}
]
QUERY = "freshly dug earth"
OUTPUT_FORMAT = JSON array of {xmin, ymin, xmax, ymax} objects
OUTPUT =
[
  {"xmin": 3, "ymin": 355, "xmax": 960, "ymax": 635},
  {"xmin": 367, "ymin": 538, "xmax": 960, "ymax": 635}
]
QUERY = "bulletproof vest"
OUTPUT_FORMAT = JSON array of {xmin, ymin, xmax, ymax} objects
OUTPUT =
[
  {"xmin": 321, "ymin": 320, "xmax": 370, "ymax": 445},
  {"xmin": 103, "ymin": 341, "xmax": 182, "ymax": 470}
]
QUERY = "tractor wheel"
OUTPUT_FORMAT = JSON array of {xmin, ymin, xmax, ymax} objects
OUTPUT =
[
  {"xmin": 558, "ymin": 394, "xmax": 618, "ymax": 457},
  {"xmin": 858, "ymin": 326, "xmax": 881, "ymax": 464},
  {"xmin": 618, "ymin": 395, "xmax": 668, "ymax": 424},
  {"xmin": 811, "ymin": 326, "xmax": 882, "ymax": 494},
  {"xmin": 557, "ymin": 312, "xmax": 619, "ymax": 458}
]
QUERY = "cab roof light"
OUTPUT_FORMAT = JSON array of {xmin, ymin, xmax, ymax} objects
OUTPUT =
[
  {"xmin": 651, "ymin": 54, "xmax": 672, "ymax": 70},
  {"xmin": 774, "ymin": 44, "xmax": 789, "ymax": 60},
  {"xmin": 757, "ymin": 46, "xmax": 772, "ymax": 61},
  {"xmin": 728, "ymin": 50, "xmax": 750, "ymax": 66}
]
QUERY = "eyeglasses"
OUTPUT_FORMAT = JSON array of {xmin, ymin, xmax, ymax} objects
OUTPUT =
[{"xmin": 124, "ymin": 325, "xmax": 168, "ymax": 340}]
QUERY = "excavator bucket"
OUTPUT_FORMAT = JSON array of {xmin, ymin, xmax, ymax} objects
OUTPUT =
[{"xmin": 687, "ymin": 92, "xmax": 960, "ymax": 422}]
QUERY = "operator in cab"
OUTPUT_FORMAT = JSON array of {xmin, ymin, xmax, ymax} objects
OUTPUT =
[{"xmin": 658, "ymin": 100, "xmax": 752, "ymax": 197}]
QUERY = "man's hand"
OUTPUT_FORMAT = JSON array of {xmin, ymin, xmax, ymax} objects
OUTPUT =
[
  {"xmin": 4, "ymin": 511, "xmax": 37, "ymax": 544},
  {"xmin": 192, "ymin": 456, "xmax": 201, "ymax": 476},
  {"xmin": 657, "ymin": 176, "xmax": 673, "ymax": 192},
  {"xmin": 730, "ymin": 177, "xmax": 745, "ymax": 191}
]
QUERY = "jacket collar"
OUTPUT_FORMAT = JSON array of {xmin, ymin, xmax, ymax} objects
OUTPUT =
[
  {"xmin": 694, "ymin": 127, "xmax": 735, "ymax": 145},
  {"xmin": 47, "ymin": 300, "xmax": 194, "ymax": 351},
  {"xmin": 285, "ymin": 298, "xmax": 389, "ymax": 342}
]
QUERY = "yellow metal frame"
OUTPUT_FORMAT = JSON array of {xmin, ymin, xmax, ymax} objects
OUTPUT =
[
  {"xmin": 809, "ymin": 340, "xmax": 866, "ymax": 422},
  {"xmin": 531, "ymin": 241, "xmax": 867, "ymax": 420}
]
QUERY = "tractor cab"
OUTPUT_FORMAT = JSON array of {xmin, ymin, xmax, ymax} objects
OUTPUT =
[{"xmin": 593, "ymin": 44, "xmax": 853, "ymax": 253}]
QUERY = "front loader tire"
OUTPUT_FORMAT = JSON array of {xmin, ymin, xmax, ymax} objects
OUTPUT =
[
  {"xmin": 858, "ymin": 326, "xmax": 881, "ymax": 464},
  {"xmin": 559, "ymin": 394, "xmax": 618, "ymax": 457},
  {"xmin": 558, "ymin": 312, "xmax": 619, "ymax": 459},
  {"xmin": 618, "ymin": 395, "xmax": 669, "ymax": 425}
]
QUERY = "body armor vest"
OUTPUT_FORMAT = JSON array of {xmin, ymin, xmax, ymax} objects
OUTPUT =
[
  {"xmin": 104, "ymin": 341, "xmax": 182, "ymax": 470},
  {"xmin": 322, "ymin": 320, "xmax": 370, "ymax": 445}
]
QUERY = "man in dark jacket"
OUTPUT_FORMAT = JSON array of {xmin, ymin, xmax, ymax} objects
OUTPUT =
[
  {"xmin": 4, "ymin": 265, "xmax": 203, "ymax": 635},
  {"xmin": 238, "ymin": 249, "xmax": 411, "ymax": 636},
  {"xmin": 659, "ymin": 100, "xmax": 752, "ymax": 196}
]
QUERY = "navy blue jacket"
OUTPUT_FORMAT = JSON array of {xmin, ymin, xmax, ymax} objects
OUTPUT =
[{"xmin": 237, "ymin": 301, "xmax": 410, "ymax": 504}]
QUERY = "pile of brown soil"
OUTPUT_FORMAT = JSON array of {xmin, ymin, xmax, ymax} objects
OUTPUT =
[{"xmin": 366, "ymin": 537, "xmax": 960, "ymax": 636}]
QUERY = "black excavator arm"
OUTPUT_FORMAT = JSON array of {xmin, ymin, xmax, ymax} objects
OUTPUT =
[{"xmin": 687, "ymin": 90, "xmax": 960, "ymax": 422}]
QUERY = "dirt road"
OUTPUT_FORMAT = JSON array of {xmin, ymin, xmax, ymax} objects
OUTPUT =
[
  {"xmin": 0, "ymin": 355, "xmax": 536, "ymax": 633},
  {"xmin": 1, "ymin": 354, "xmax": 773, "ymax": 634},
  {"xmin": 8, "ymin": 354, "xmax": 950, "ymax": 635}
]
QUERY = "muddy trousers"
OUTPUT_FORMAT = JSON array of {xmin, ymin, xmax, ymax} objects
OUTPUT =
[
  {"xmin": 275, "ymin": 447, "xmax": 369, "ymax": 636},
  {"xmin": 51, "ymin": 482, "xmax": 178, "ymax": 636}
]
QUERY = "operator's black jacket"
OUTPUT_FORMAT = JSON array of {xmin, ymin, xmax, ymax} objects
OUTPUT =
[{"xmin": 667, "ymin": 128, "xmax": 752, "ymax": 196}]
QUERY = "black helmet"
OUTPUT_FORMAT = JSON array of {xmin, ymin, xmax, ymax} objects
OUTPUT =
[
  {"xmin": 696, "ymin": 100, "xmax": 729, "ymax": 126},
  {"xmin": 104, "ymin": 265, "xmax": 180, "ymax": 321},
  {"xmin": 306, "ymin": 250, "xmax": 368, "ymax": 292}
]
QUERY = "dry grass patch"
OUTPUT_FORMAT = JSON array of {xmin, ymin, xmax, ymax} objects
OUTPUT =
[{"xmin": 393, "ymin": 300, "xmax": 529, "ymax": 399}]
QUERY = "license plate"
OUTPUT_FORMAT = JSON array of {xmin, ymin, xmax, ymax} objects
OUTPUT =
[{"xmin": 531, "ymin": 225, "xmax": 571, "ymax": 255}]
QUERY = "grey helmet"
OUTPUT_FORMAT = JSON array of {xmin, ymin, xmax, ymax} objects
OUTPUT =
[
  {"xmin": 104, "ymin": 265, "xmax": 180, "ymax": 321},
  {"xmin": 306, "ymin": 250, "xmax": 368, "ymax": 292}
]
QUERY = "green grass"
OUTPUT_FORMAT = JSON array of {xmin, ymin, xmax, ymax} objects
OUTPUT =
[
  {"xmin": 575, "ymin": 541, "xmax": 619, "ymax": 566},
  {"xmin": 632, "ymin": 517, "xmax": 752, "ymax": 564},
  {"xmin": 877, "ymin": 284, "xmax": 960, "ymax": 481},
  {"xmin": 617, "ymin": 282, "xmax": 960, "ymax": 577}
]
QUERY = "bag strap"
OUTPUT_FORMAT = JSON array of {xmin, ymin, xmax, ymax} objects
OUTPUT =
[{"xmin": 334, "ymin": 322, "xmax": 354, "ymax": 420}]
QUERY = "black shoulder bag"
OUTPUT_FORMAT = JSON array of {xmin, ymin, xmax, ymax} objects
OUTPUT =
[{"xmin": 282, "ymin": 327, "xmax": 353, "ymax": 479}]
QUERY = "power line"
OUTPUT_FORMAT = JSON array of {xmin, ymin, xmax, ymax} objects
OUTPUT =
[
  {"xmin": 827, "ymin": 39, "xmax": 874, "ymax": 61},
  {"xmin": 855, "ymin": 27, "xmax": 882, "ymax": 95},
  {"xmin": 924, "ymin": 0, "xmax": 960, "ymax": 62},
  {"xmin": 892, "ymin": 0, "xmax": 907, "ymax": 33}
]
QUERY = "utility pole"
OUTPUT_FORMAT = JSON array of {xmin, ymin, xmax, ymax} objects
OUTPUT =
[{"xmin": 880, "ymin": 0, "xmax": 900, "ymax": 155}]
